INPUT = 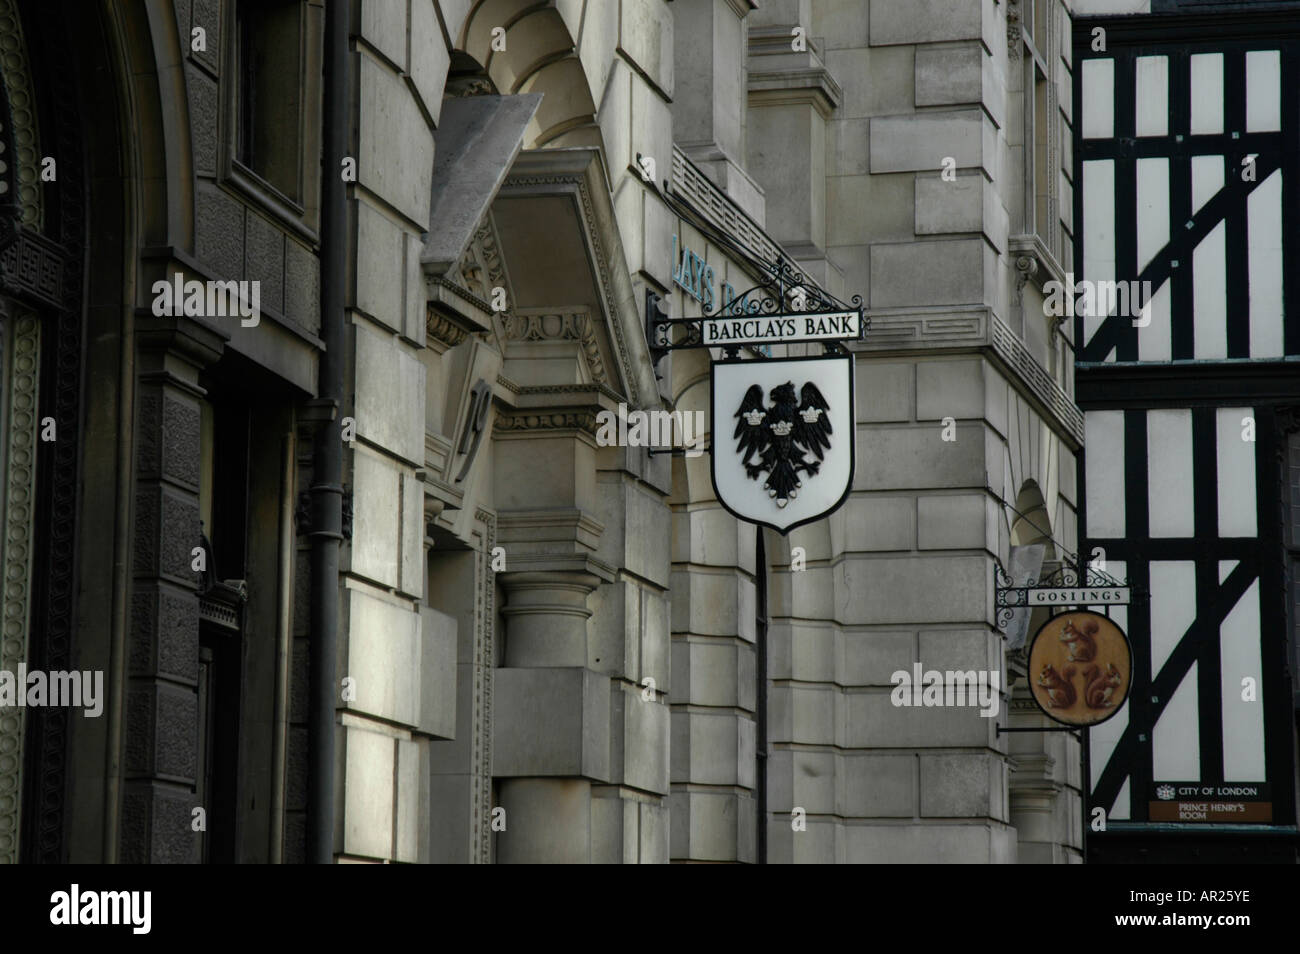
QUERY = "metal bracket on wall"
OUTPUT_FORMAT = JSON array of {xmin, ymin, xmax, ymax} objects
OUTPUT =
[
  {"xmin": 295, "ymin": 486, "xmax": 354, "ymax": 541},
  {"xmin": 646, "ymin": 446, "xmax": 711, "ymax": 457}
]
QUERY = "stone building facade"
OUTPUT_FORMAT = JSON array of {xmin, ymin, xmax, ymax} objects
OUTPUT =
[{"xmin": 1, "ymin": 0, "xmax": 1094, "ymax": 863}]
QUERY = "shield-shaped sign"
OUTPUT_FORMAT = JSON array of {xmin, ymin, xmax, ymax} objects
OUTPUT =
[{"xmin": 710, "ymin": 354, "xmax": 855, "ymax": 534}]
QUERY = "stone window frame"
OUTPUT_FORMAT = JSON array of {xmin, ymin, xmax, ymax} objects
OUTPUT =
[
  {"xmin": 1016, "ymin": 0, "xmax": 1071, "ymax": 272},
  {"xmin": 218, "ymin": 0, "xmax": 322, "ymax": 242}
]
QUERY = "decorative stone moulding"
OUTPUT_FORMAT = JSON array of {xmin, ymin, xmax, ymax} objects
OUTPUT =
[
  {"xmin": 493, "ymin": 410, "xmax": 600, "ymax": 435},
  {"xmin": 857, "ymin": 302, "xmax": 1084, "ymax": 447},
  {"xmin": 426, "ymin": 279, "xmax": 493, "ymax": 349},
  {"xmin": 0, "ymin": 0, "xmax": 42, "ymax": 228},
  {"xmin": 497, "ymin": 147, "xmax": 654, "ymax": 407},
  {"xmin": 1010, "ymin": 233, "xmax": 1067, "ymax": 301},
  {"xmin": 504, "ymin": 307, "xmax": 609, "ymax": 386},
  {"xmin": 746, "ymin": 26, "xmax": 843, "ymax": 120}
]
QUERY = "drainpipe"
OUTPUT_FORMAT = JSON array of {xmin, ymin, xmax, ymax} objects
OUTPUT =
[
  {"xmin": 270, "ymin": 430, "xmax": 295, "ymax": 863},
  {"xmin": 307, "ymin": 0, "xmax": 349, "ymax": 864},
  {"xmin": 755, "ymin": 527, "xmax": 768, "ymax": 864}
]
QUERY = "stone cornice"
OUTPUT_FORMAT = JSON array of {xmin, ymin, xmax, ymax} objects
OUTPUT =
[
  {"xmin": 494, "ymin": 508, "xmax": 615, "ymax": 582},
  {"xmin": 858, "ymin": 304, "xmax": 1085, "ymax": 448},
  {"xmin": 426, "ymin": 309, "xmax": 470, "ymax": 349},
  {"xmin": 492, "ymin": 383, "xmax": 623, "ymax": 440},
  {"xmin": 426, "ymin": 277, "xmax": 493, "ymax": 341},
  {"xmin": 512, "ymin": 381, "xmax": 626, "ymax": 409},
  {"xmin": 746, "ymin": 27, "xmax": 842, "ymax": 118}
]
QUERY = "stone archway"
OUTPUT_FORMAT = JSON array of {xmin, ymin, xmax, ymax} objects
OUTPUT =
[
  {"xmin": 1011, "ymin": 478, "xmax": 1056, "ymax": 557},
  {"xmin": 448, "ymin": 0, "xmax": 603, "ymax": 149},
  {"xmin": 0, "ymin": 0, "xmax": 160, "ymax": 863}
]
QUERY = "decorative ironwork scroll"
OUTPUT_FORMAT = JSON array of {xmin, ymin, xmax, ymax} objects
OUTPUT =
[{"xmin": 995, "ymin": 561, "xmax": 1147, "ymax": 633}]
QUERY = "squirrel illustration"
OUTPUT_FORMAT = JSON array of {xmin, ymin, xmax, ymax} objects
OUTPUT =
[
  {"xmin": 1058, "ymin": 618, "xmax": 1099, "ymax": 663},
  {"xmin": 1037, "ymin": 662, "xmax": 1077, "ymax": 709},
  {"xmin": 1082, "ymin": 662, "xmax": 1123, "ymax": 709}
]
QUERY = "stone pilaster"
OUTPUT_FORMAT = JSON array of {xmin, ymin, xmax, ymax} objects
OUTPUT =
[
  {"xmin": 488, "ymin": 396, "xmax": 621, "ymax": 862},
  {"xmin": 746, "ymin": 2, "xmax": 842, "ymax": 284},
  {"xmin": 671, "ymin": 0, "xmax": 766, "ymax": 222},
  {"xmin": 122, "ymin": 312, "xmax": 223, "ymax": 863}
]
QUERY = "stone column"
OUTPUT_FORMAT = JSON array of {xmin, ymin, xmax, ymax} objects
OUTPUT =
[
  {"xmin": 1008, "ymin": 683, "xmax": 1083, "ymax": 862},
  {"xmin": 499, "ymin": 571, "xmax": 602, "ymax": 669},
  {"xmin": 489, "ymin": 400, "xmax": 617, "ymax": 863},
  {"xmin": 494, "ymin": 570, "xmax": 606, "ymax": 863},
  {"xmin": 122, "ymin": 312, "xmax": 223, "ymax": 863}
]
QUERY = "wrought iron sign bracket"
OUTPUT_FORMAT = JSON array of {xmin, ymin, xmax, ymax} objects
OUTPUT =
[
  {"xmin": 994, "ymin": 559, "xmax": 1148, "ymax": 633},
  {"xmin": 646, "ymin": 446, "xmax": 711, "ymax": 457},
  {"xmin": 644, "ymin": 257, "xmax": 866, "ymax": 361},
  {"xmin": 995, "ymin": 725, "xmax": 1084, "ymax": 736}
]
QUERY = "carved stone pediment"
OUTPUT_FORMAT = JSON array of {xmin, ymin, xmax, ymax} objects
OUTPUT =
[{"xmin": 490, "ymin": 147, "xmax": 659, "ymax": 409}]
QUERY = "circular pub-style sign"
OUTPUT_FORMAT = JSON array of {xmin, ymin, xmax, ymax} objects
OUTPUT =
[{"xmin": 1026, "ymin": 610, "xmax": 1132, "ymax": 727}]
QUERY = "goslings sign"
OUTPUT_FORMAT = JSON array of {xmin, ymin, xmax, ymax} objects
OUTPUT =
[{"xmin": 1026, "ymin": 610, "xmax": 1132, "ymax": 727}]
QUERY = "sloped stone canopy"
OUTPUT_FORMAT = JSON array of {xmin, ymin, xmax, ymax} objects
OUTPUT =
[{"xmin": 422, "ymin": 94, "xmax": 541, "ymax": 276}]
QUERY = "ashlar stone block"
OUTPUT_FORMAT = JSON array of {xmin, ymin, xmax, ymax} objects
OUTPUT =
[
  {"xmin": 839, "ymin": 629, "xmax": 915, "ymax": 687},
  {"xmin": 342, "ymin": 725, "xmax": 395, "ymax": 859},
  {"xmin": 869, "ymin": 0, "xmax": 983, "ymax": 46},
  {"xmin": 492, "ymin": 667, "xmax": 610, "ymax": 780},
  {"xmin": 869, "ymin": 239, "xmax": 985, "ymax": 308},
  {"xmin": 419, "ymin": 605, "xmax": 457, "ymax": 739},
  {"xmin": 358, "ymin": 53, "xmax": 435, "ymax": 226},
  {"xmin": 917, "ymin": 494, "xmax": 989, "ymax": 550},
  {"xmin": 496, "ymin": 778, "xmax": 591, "ymax": 863},
  {"xmin": 869, "ymin": 110, "xmax": 985, "ymax": 175},
  {"xmin": 833, "ymin": 553, "xmax": 989, "ymax": 625},
  {"xmin": 920, "ymin": 752, "xmax": 1001, "ymax": 818},
  {"xmin": 619, "ymin": 0, "xmax": 674, "ymax": 98},
  {"xmin": 839, "ymin": 753, "xmax": 916, "ymax": 817},
  {"xmin": 856, "ymin": 422, "xmax": 987, "ymax": 490},
  {"xmin": 621, "ymin": 684, "xmax": 669, "ymax": 795},
  {"xmin": 915, "ymin": 41, "xmax": 983, "ymax": 107},
  {"xmin": 409, "ymin": 0, "xmax": 450, "ymax": 127},
  {"xmin": 345, "ymin": 587, "xmax": 421, "ymax": 726},
  {"xmin": 354, "ymin": 329, "xmax": 428, "ymax": 466},
  {"xmin": 349, "ymin": 451, "xmax": 400, "ymax": 588},
  {"xmin": 915, "ymin": 173, "xmax": 983, "ymax": 235}
]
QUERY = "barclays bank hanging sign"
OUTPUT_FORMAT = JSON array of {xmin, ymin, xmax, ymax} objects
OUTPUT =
[{"xmin": 648, "ymin": 237, "xmax": 867, "ymax": 534}]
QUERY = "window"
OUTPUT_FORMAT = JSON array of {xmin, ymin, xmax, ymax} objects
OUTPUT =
[
  {"xmin": 1017, "ymin": 0, "xmax": 1071, "ymax": 269},
  {"xmin": 234, "ymin": 0, "xmax": 303, "ymax": 201}
]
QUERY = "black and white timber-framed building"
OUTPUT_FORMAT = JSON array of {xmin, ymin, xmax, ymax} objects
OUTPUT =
[{"xmin": 1075, "ymin": 0, "xmax": 1300, "ymax": 862}]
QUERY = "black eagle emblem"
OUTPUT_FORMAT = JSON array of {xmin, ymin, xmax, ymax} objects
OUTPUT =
[{"xmin": 733, "ymin": 381, "xmax": 832, "ymax": 508}]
